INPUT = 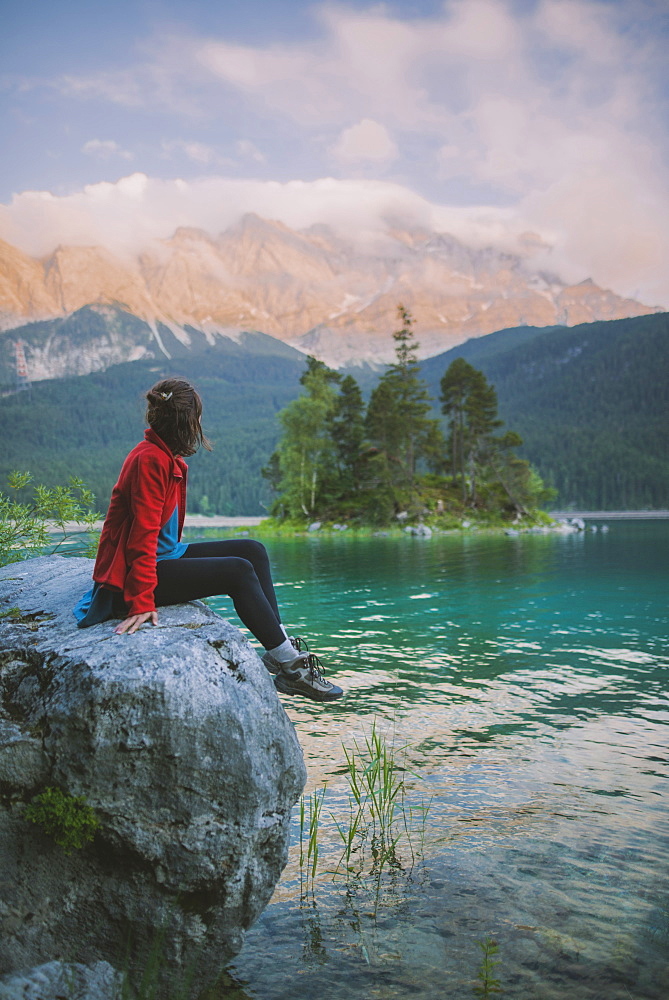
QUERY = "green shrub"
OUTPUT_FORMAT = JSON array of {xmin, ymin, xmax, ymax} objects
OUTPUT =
[
  {"xmin": 0, "ymin": 471, "xmax": 99, "ymax": 567},
  {"xmin": 25, "ymin": 786, "xmax": 101, "ymax": 854}
]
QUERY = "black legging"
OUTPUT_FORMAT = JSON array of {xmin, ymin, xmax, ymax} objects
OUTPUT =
[{"xmin": 154, "ymin": 539, "xmax": 285, "ymax": 650}]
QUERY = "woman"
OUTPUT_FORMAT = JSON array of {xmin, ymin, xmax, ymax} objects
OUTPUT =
[{"xmin": 73, "ymin": 376, "xmax": 343, "ymax": 703}]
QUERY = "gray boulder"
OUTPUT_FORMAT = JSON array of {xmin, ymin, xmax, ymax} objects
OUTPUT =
[
  {"xmin": 403, "ymin": 524, "xmax": 433, "ymax": 538},
  {"xmin": 0, "ymin": 556, "xmax": 306, "ymax": 996},
  {"xmin": 0, "ymin": 961, "xmax": 122, "ymax": 1000}
]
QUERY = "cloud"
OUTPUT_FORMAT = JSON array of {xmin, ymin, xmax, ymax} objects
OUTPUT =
[
  {"xmin": 159, "ymin": 137, "xmax": 267, "ymax": 168},
  {"xmin": 55, "ymin": 34, "xmax": 207, "ymax": 117},
  {"xmin": 60, "ymin": 71, "xmax": 147, "ymax": 108},
  {"xmin": 519, "ymin": 152, "xmax": 669, "ymax": 300},
  {"xmin": 161, "ymin": 139, "xmax": 219, "ymax": 165},
  {"xmin": 331, "ymin": 119, "xmax": 398, "ymax": 164},
  {"xmin": 0, "ymin": 172, "xmax": 501, "ymax": 256},
  {"xmin": 193, "ymin": 8, "xmax": 443, "ymax": 129},
  {"xmin": 81, "ymin": 139, "xmax": 133, "ymax": 161},
  {"xmin": 55, "ymin": 4, "xmax": 668, "ymax": 198},
  {"xmin": 236, "ymin": 139, "xmax": 266, "ymax": 164},
  {"xmin": 3, "ymin": 1, "xmax": 668, "ymax": 306},
  {"xmin": 534, "ymin": 0, "xmax": 624, "ymax": 63}
]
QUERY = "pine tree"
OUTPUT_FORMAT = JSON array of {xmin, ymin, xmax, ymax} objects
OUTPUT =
[
  {"xmin": 464, "ymin": 369, "xmax": 503, "ymax": 504},
  {"xmin": 440, "ymin": 357, "xmax": 553, "ymax": 512},
  {"xmin": 440, "ymin": 358, "xmax": 503, "ymax": 505},
  {"xmin": 365, "ymin": 304, "xmax": 441, "ymax": 492},
  {"xmin": 331, "ymin": 374, "xmax": 365, "ymax": 493},
  {"xmin": 486, "ymin": 431, "xmax": 556, "ymax": 514},
  {"xmin": 439, "ymin": 357, "xmax": 479, "ymax": 502}
]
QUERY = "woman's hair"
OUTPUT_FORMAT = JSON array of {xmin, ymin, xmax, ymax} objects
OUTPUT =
[{"xmin": 145, "ymin": 377, "xmax": 212, "ymax": 457}]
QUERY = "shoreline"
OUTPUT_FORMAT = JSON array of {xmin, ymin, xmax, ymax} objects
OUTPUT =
[
  {"xmin": 548, "ymin": 510, "xmax": 669, "ymax": 520},
  {"xmin": 52, "ymin": 510, "xmax": 669, "ymax": 532},
  {"xmin": 53, "ymin": 515, "xmax": 269, "ymax": 531},
  {"xmin": 187, "ymin": 511, "xmax": 669, "ymax": 526}
]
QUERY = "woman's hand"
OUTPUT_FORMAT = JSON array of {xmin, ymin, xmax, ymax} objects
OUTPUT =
[{"xmin": 115, "ymin": 611, "xmax": 158, "ymax": 635}]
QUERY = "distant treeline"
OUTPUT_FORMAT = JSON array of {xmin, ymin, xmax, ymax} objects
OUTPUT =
[
  {"xmin": 0, "ymin": 311, "xmax": 667, "ymax": 512},
  {"xmin": 0, "ymin": 342, "xmax": 305, "ymax": 515},
  {"xmin": 420, "ymin": 311, "xmax": 669, "ymax": 509}
]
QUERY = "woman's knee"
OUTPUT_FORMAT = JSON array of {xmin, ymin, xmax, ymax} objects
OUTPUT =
[
  {"xmin": 237, "ymin": 539, "xmax": 269, "ymax": 566},
  {"xmin": 224, "ymin": 556, "xmax": 268, "ymax": 603},
  {"xmin": 225, "ymin": 556, "xmax": 256, "ymax": 581}
]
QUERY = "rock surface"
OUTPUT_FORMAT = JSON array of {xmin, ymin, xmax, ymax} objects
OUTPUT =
[
  {"xmin": 0, "ymin": 556, "xmax": 306, "ymax": 995},
  {"xmin": 0, "ymin": 961, "xmax": 122, "ymax": 1000}
]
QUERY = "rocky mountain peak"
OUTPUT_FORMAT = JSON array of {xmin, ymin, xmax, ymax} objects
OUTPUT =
[
  {"xmin": 0, "ymin": 216, "xmax": 661, "ymax": 375},
  {"xmin": 169, "ymin": 225, "xmax": 218, "ymax": 245}
]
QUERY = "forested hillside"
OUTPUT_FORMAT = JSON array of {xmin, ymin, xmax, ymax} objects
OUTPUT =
[
  {"xmin": 420, "ymin": 312, "xmax": 669, "ymax": 508},
  {"xmin": 0, "ymin": 334, "xmax": 307, "ymax": 514},
  {"xmin": 1, "ymin": 312, "xmax": 666, "ymax": 512}
]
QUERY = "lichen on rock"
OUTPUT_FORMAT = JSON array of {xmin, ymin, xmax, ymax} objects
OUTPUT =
[{"xmin": 0, "ymin": 555, "xmax": 306, "ymax": 995}]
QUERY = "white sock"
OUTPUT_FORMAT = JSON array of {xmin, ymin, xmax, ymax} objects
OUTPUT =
[
  {"xmin": 280, "ymin": 623, "xmax": 289, "ymax": 639},
  {"xmin": 266, "ymin": 638, "xmax": 299, "ymax": 663}
]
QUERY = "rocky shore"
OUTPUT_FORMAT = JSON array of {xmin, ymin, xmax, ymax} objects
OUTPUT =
[{"xmin": 0, "ymin": 556, "xmax": 306, "ymax": 998}]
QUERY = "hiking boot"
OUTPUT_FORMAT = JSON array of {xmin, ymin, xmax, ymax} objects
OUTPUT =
[
  {"xmin": 262, "ymin": 651, "xmax": 281, "ymax": 674},
  {"xmin": 262, "ymin": 636, "xmax": 309, "ymax": 675},
  {"xmin": 273, "ymin": 652, "xmax": 344, "ymax": 702}
]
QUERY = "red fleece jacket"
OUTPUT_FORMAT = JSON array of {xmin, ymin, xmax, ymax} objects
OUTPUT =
[{"xmin": 92, "ymin": 429, "xmax": 188, "ymax": 615}]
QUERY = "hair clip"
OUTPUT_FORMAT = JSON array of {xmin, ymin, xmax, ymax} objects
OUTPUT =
[{"xmin": 159, "ymin": 391, "xmax": 173, "ymax": 400}]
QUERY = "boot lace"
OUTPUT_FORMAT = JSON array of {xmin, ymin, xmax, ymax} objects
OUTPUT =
[{"xmin": 304, "ymin": 652, "xmax": 327, "ymax": 683}]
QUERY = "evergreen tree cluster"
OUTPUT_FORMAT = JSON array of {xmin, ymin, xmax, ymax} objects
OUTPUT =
[{"xmin": 266, "ymin": 306, "xmax": 553, "ymax": 524}]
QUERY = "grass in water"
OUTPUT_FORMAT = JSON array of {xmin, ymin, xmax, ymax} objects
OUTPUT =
[
  {"xmin": 332, "ymin": 720, "xmax": 429, "ymax": 881},
  {"xmin": 299, "ymin": 785, "xmax": 327, "ymax": 896},
  {"xmin": 294, "ymin": 722, "xmax": 431, "ymax": 967},
  {"xmin": 295, "ymin": 723, "xmax": 430, "ymax": 897},
  {"xmin": 473, "ymin": 937, "xmax": 502, "ymax": 997}
]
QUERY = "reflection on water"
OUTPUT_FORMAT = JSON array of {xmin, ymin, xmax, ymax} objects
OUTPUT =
[{"xmin": 204, "ymin": 522, "xmax": 669, "ymax": 999}]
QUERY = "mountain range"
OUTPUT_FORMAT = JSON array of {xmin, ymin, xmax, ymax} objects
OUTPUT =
[{"xmin": 0, "ymin": 214, "xmax": 660, "ymax": 381}]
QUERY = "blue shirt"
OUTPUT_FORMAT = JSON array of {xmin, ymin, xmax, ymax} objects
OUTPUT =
[{"xmin": 155, "ymin": 506, "xmax": 188, "ymax": 562}]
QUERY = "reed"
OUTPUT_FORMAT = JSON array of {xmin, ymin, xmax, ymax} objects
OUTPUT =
[
  {"xmin": 473, "ymin": 937, "xmax": 502, "ymax": 997},
  {"xmin": 331, "ymin": 792, "xmax": 364, "ymax": 875},
  {"xmin": 298, "ymin": 785, "xmax": 327, "ymax": 894},
  {"xmin": 404, "ymin": 798, "xmax": 432, "ymax": 867},
  {"xmin": 333, "ymin": 721, "xmax": 429, "ymax": 880}
]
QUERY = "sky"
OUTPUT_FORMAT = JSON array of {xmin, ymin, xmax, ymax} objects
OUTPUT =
[{"xmin": 1, "ymin": 0, "xmax": 668, "ymax": 305}]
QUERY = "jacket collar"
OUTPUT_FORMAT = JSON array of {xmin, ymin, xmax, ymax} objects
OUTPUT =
[{"xmin": 144, "ymin": 428, "xmax": 187, "ymax": 478}]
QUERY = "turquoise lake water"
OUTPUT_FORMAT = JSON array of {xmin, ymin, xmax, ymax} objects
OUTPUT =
[{"xmin": 204, "ymin": 521, "xmax": 668, "ymax": 1000}]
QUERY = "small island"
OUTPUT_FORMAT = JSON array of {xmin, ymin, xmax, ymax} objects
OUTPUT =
[{"xmin": 261, "ymin": 305, "xmax": 556, "ymax": 535}]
